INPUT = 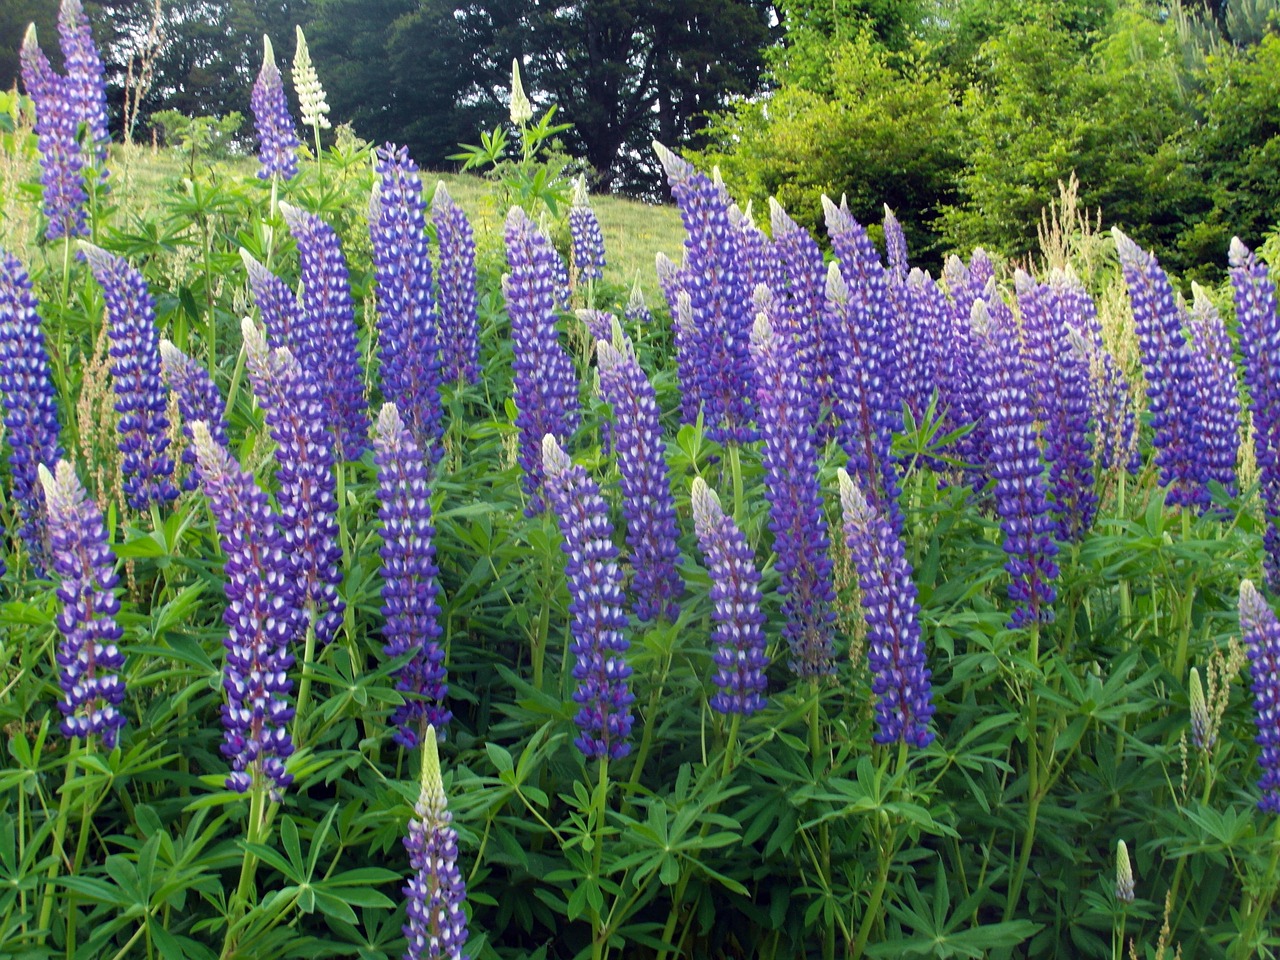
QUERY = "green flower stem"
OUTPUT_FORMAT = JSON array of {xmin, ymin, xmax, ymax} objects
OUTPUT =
[
  {"xmin": 1004, "ymin": 623, "xmax": 1042, "ymax": 922},
  {"xmin": 727, "ymin": 442, "xmax": 745, "ymax": 529},
  {"xmin": 292, "ymin": 613, "xmax": 318, "ymax": 746},
  {"xmin": 590, "ymin": 758, "xmax": 610, "ymax": 960},
  {"xmin": 850, "ymin": 813, "xmax": 896, "ymax": 960},
  {"xmin": 36, "ymin": 747, "xmax": 80, "ymax": 947},
  {"xmin": 1234, "ymin": 818, "xmax": 1280, "ymax": 960},
  {"xmin": 220, "ymin": 780, "xmax": 268, "ymax": 959}
]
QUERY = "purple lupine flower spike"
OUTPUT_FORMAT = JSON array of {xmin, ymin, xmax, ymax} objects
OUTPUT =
[
  {"xmin": 281, "ymin": 202, "xmax": 371, "ymax": 461},
  {"xmin": 371, "ymin": 146, "xmax": 444, "ymax": 459},
  {"xmin": 577, "ymin": 309, "xmax": 613, "ymax": 344},
  {"xmin": 242, "ymin": 318, "xmax": 343, "ymax": 647},
  {"xmin": 241, "ymin": 249, "xmax": 306, "ymax": 353},
  {"xmin": 159, "ymin": 340, "xmax": 228, "ymax": 491},
  {"xmin": 375, "ymin": 403, "xmax": 450, "ymax": 748},
  {"xmin": 768, "ymin": 198, "xmax": 829, "ymax": 437},
  {"xmin": 57, "ymin": 0, "xmax": 109, "ymax": 166},
  {"xmin": 1113, "ymin": 228, "xmax": 1207, "ymax": 509},
  {"xmin": 543, "ymin": 434, "xmax": 634, "ymax": 760},
  {"xmin": 569, "ymin": 175, "xmax": 606, "ymax": 284},
  {"xmin": 975, "ymin": 300, "xmax": 1058, "ymax": 627},
  {"xmin": 1187, "ymin": 285, "xmax": 1239, "ymax": 498},
  {"xmin": 882, "ymin": 205, "xmax": 909, "ymax": 283},
  {"xmin": 750, "ymin": 306, "xmax": 837, "ymax": 678},
  {"xmin": 691, "ymin": 477, "xmax": 769, "ymax": 715},
  {"xmin": 251, "ymin": 35, "xmax": 300, "ymax": 181},
  {"xmin": 624, "ymin": 274, "xmax": 652, "ymax": 326},
  {"xmin": 1238, "ymin": 580, "xmax": 1280, "ymax": 813},
  {"xmin": 80, "ymin": 243, "xmax": 178, "ymax": 510},
  {"xmin": 597, "ymin": 329, "xmax": 683, "ymax": 623},
  {"xmin": 732, "ymin": 201, "xmax": 781, "ymax": 298},
  {"xmin": 191, "ymin": 421, "xmax": 296, "ymax": 798},
  {"xmin": 40, "ymin": 461, "xmax": 126, "ymax": 748},
  {"xmin": 21, "ymin": 26, "xmax": 87, "ymax": 240},
  {"xmin": 402, "ymin": 726, "xmax": 470, "ymax": 960},
  {"xmin": 0, "ymin": 252, "xmax": 63, "ymax": 571},
  {"xmin": 503, "ymin": 207, "xmax": 580, "ymax": 515},
  {"xmin": 1231, "ymin": 238, "xmax": 1280, "ymax": 589},
  {"xmin": 431, "ymin": 182, "xmax": 480, "ymax": 384},
  {"xmin": 839, "ymin": 468, "xmax": 934, "ymax": 747}
]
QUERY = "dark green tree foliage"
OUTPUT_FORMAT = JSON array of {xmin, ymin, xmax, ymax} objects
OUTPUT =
[{"xmin": 0, "ymin": 0, "xmax": 58, "ymax": 93}]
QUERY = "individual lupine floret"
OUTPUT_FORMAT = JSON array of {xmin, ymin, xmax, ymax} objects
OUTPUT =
[
  {"xmin": 250, "ymin": 35, "xmax": 300, "ymax": 181},
  {"xmin": 80, "ymin": 243, "xmax": 178, "ymax": 510},
  {"xmin": 375, "ymin": 404, "xmax": 450, "ymax": 748},
  {"xmin": 750, "ymin": 307, "xmax": 837, "ymax": 678},
  {"xmin": 1113, "ymin": 228, "xmax": 1207, "ymax": 509},
  {"xmin": 1231, "ymin": 238, "xmax": 1280, "ymax": 588},
  {"xmin": 653, "ymin": 141, "xmax": 756, "ymax": 444},
  {"xmin": 975, "ymin": 300, "xmax": 1058, "ymax": 627},
  {"xmin": 191, "ymin": 421, "xmax": 296, "ymax": 798},
  {"xmin": 241, "ymin": 249, "xmax": 307, "ymax": 352},
  {"xmin": 57, "ymin": 0, "xmax": 109, "ymax": 165},
  {"xmin": 242, "ymin": 318, "xmax": 343, "ymax": 647},
  {"xmin": 1187, "ymin": 285, "xmax": 1239, "ymax": 496},
  {"xmin": 568, "ymin": 175, "xmax": 606, "ymax": 284},
  {"xmin": 543, "ymin": 435, "xmax": 634, "ymax": 760},
  {"xmin": 838, "ymin": 468, "xmax": 934, "ymax": 747},
  {"xmin": 21, "ymin": 26, "xmax": 87, "ymax": 240},
  {"xmin": 1237, "ymin": 580, "xmax": 1280, "ymax": 813},
  {"xmin": 371, "ymin": 146, "xmax": 444, "ymax": 458},
  {"xmin": 40, "ymin": 461, "xmax": 126, "ymax": 748},
  {"xmin": 0, "ymin": 252, "xmax": 63, "ymax": 569},
  {"xmin": 431, "ymin": 183, "xmax": 480, "ymax": 384},
  {"xmin": 159, "ymin": 339, "xmax": 228, "ymax": 490},
  {"xmin": 597, "ymin": 330, "xmax": 683, "ymax": 623},
  {"xmin": 291, "ymin": 26, "xmax": 331, "ymax": 134},
  {"xmin": 691, "ymin": 478, "xmax": 769, "ymax": 715},
  {"xmin": 503, "ymin": 207, "xmax": 580, "ymax": 514},
  {"xmin": 624, "ymin": 274, "xmax": 652, "ymax": 325},
  {"xmin": 402, "ymin": 726, "xmax": 469, "ymax": 960},
  {"xmin": 281, "ymin": 202, "xmax": 371, "ymax": 460}
]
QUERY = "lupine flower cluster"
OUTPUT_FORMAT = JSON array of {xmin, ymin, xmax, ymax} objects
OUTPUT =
[
  {"xmin": 80, "ymin": 244, "xmax": 178, "ymax": 510},
  {"xmin": 839, "ymin": 469, "xmax": 934, "ymax": 747},
  {"xmin": 568, "ymin": 175, "xmax": 606, "ymax": 284},
  {"xmin": 749, "ymin": 308, "xmax": 837, "ymax": 678},
  {"xmin": 768, "ymin": 199, "xmax": 828, "ymax": 435},
  {"xmin": 375, "ymin": 404, "xmax": 450, "ymax": 748},
  {"xmin": 1186, "ymin": 286, "xmax": 1239, "ymax": 496},
  {"xmin": 251, "ymin": 35, "xmax": 300, "ymax": 181},
  {"xmin": 191, "ymin": 421, "xmax": 296, "ymax": 798},
  {"xmin": 596, "ymin": 334, "xmax": 683, "ymax": 623},
  {"xmin": 732, "ymin": 202, "xmax": 782, "ymax": 298},
  {"xmin": 882, "ymin": 205, "xmax": 910, "ymax": 282},
  {"xmin": 241, "ymin": 249, "xmax": 306, "ymax": 352},
  {"xmin": 503, "ymin": 207, "xmax": 580, "ymax": 514},
  {"xmin": 901, "ymin": 268, "xmax": 952, "ymax": 435},
  {"xmin": 1114, "ymin": 229, "xmax": 1207, "ymax": 510},
  {"xmin": 0, "ymin": 252, "xmax": 63, "ymax": 569},
  {"xmin": 402, "ymin": 727, "xmax": 469, "ymax": 960},
  {"xmin": 40, "ymin": 461, "xmax": 126, "ymax": 749},
  {"xmin": 624, "ymin": 275, "xmax": 653, "ymax": 325},
  {"xmin": 21, "ymin": 26, "xmax": 88, "ymax": 240},
  {"xmin": 1230, "ymin": 238, "xmax": 1280, "ymax": 589},
  {"xmin": 242, "ymin": 318, "xmax": 343, "ymax": 647},
  {"xmin": 281, "ymin": 202, "xmax": 371, "ymax": 461},
  {"xmin": 543, "ymin": 435, "xmax": 634, "ymax": 760},
  {"xmin": 654, "ymin": 141, "xmax": 756, "ymax": 445},
  {"xmin": 291, "ymin": 27, "xmax": 331, "ymax": 133},
  {"xmin": 371, "ymin": 145, "xmax": 444, "ymax": 458},
  {"xmin": 431, "ymin": 183, "xmax": 481, "ymax": 384},
  {"xmin": 57, "ymin": 0, "xmax": 109, "ymax": 166},
  {"xmin": 1238, "ymin": 580, "xmax": 1280, "ymax": 814},
  {"xmin": 159, "ymin": 340, "xmax": 228, "ymax": 491},
  {"xmin": 691, "ymin": 478, "xmax": 769, "ymax": 715},
  {"xmin": 975, "ymin": 300, "xmax": 1059, "ymax": 627},
  {"xmin": 940, "ymin": 254, "xmax": 991, "ymax": 486}
]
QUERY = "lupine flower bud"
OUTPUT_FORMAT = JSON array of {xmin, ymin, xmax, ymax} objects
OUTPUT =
[
  {"xmin": 431, "ymin": 183, "xmax": 480, "ymax": 384},
  {"xmin": 691, "ymin": 477, "xmax": 769, "ymax": 715},
  {"xmin": 375, "ymin": 404, "xmax": 449, "ymax": 748},
  {"xmin": 21, "ymin": 26, "xmax": 88, "ymax": 240},
  {"xmin": 192, "ymin": 421, "xmax": 296, "ymax": 798},
  {"xmin": 569, "ymin": 175, "xmax": 606, "ymax": 284},
  {"xmin": 402, "ymin": 726, "xmax": 469, "ymax": 960},
  {"xmin": 371, "ymin": 146, "xmax": 444, "ymax": 458},
  {"xmin": 80, "ymin": 243, "xmax": 178, "ymax": 510},
  {"xmin": 625, "ymin": 274, "xmax": 652, "ymax": 325},
  {"xmin": 57, "ymin": 0, "xmax": 109, "ymax": 165},
  {"xmin": 1238, "ymin": 580, "xmax": 1280, "ymax": 813},
  {"xmin": 251, "ymin": 35, "xmax": 300, "ymax": 180},
  {"xmin": 0, "ymin": 252, "xmax": 63, "ymax": 570},
  {"xmin": 1189, "ymin": 666, "xmax": 1211, "ymax": 750},
  {"xmin": 543, "ymin": 434, "xmax": 634, "ymax": 760},
  {"xmin": 1115, "ymin": 840, "xmax": 1135, "ymax": 904},
  {"xmin": 159, "ymin": 339, "xmax": 228, "ymax": 490},
  {"xmin": 839, "ymin": 469, "xmax": 935, "ymax": 747},
  {"xmin": 291, "ymin": 27, "xmax": 330, "ymax": 131},
  {"xmin": 40, "ymin": 461, "xmax": 126, "ymax": 748},
  {"xmin": 597, "ymin": 332, "xmax": 683, "ymax": 623},
  {"xmin": 281, "ymin": 202, "xmax": 371, "ymax": 460},
  {"xmin": 509, "ymin": 58, "xmax": 533, "ymax": 125},
  {"xmin": 750, "ymin": 308, "xmax": 836, "ymax": 677}
]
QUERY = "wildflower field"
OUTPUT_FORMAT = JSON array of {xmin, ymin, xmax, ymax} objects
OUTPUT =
[{"xmin": 4, "ymin": 4, "xmax": 1280, "ymax": 960}]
